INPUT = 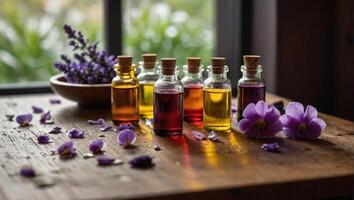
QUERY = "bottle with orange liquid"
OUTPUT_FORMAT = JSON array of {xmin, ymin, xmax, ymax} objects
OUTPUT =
[
  {"xmin": 111, "ymin": 55, "xmax": 139, "ymax": 125},
  {"xmin": 181, "ymin": 57, "xmax": 203, "ymax": 122}
]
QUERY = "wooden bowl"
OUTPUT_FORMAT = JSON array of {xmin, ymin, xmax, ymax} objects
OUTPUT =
[{"xmin": 50, "ymin": 74, "xmax": 111, "ymax": 108}]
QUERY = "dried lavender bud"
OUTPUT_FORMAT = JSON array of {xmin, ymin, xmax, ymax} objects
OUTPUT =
[
  {"xmin": 37, "ymin": 135, "xmax": 50, "ymax": 144},
  {"xmin": 261, "ymin": 143, "xmax": 280, "ymax": 153},
  {"xmin": 49, "ymin": 126, "xmax": 62, "ymax": 134},
  {"xmin": 20, "ymin": 166, "xmax": 36, "ymax": 177}
]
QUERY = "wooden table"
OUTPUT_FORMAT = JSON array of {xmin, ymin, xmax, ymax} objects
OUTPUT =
[{"xmin": 0, "ymin": 93, "xmax": 353, "ymax": 200}]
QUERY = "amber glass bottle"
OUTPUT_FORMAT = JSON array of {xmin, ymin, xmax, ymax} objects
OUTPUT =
[
  {"xmin": 111, "ymin": 55, "xmax": 139, "ymax": 125},
  {"xmin": 203, "ymin": 57, "xmax": 231, "ymax": 131},
  {"xmin": 137, "ymin": 54, "xmax": 159, "ymax": 119},
  {"xmin": 181, "ymin": 57, "xmax": 203, "ymax": 122},
  {"xmin": 153, "ymin": 58, "xmax": 183, "ymax": 136}
]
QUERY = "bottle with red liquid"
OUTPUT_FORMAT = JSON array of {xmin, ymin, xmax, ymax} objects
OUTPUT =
[
  {"xmin": 153, "ymin": 58, "xmax": 183, "ymax": 136},
  {"xmin": 181, "ymin": 57, "xmax": 203, "ymax": 122},
  {"xmin": 237, "ymin": 55, "xmax": 266, "ymax": 122}
]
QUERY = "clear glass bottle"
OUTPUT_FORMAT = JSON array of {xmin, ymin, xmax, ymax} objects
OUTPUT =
[
  {"xmin": 111, "ymin": 55, "xmax": 139, "ymax": 125},
  {"xmin": 237, "ymin": 55, "xmax": 266, "ymax": 122},
  {"xmin": 181, "ymin": 57, "xmax": 203, "ymax": 122},
  {"xmin": 153, "ymin": 58, "xmax": 183, "ymax": 136},
  {"xmin": 137, "ymin": 54, "xmax": 159, "ymax": 119},
  {"xmin": 203, "ymin": 57, "xmax": 232, "ymax": 131}
]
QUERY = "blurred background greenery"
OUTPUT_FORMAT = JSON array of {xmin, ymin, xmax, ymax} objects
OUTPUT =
[{"xmin": 0, "ymin": 0, "xmax": 214, "ymax": 83}]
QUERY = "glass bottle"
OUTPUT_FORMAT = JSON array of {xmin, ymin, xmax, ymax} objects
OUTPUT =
[
  {"xmin": 237, "ymin": 55, "xmax": 266, "ymax": 122},
  {"xmin": 203, "ymin": 57, "xmax": 232, "ymax": 131},
  {"xmin": 153, "ymin": 58, "xmax": 183, "ymax": 136},
  {"xmin": 137, "ymin": 54, "xmax": 159, "ymax": 119},
  {"xmin": 181, "ymin": 57, "xmax": 203, "ymax": 122},
  {"xmin": 111, "ymin": 55, "xmax": 139, "ymax": 125}
]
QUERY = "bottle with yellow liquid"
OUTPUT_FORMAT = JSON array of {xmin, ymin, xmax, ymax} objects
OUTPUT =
[
  {"xmin": 111, "ymin": 55, "xmax": 139, "ymax": 125},
  {"xmin": 137, "ymin": 54, "xmax": 159, "ymax": 119},
  {"xmin": 203, "ymin": 57, "xmax": 231, "ymax": 131}
]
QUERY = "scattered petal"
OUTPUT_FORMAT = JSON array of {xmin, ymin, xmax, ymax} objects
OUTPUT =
[
  {"xmin": 97, "ymin": 118, "xmax": 106, "ymax": 127},
  {"xmin": 5, "ymin": 114, "xmax": 15, "ymax": 121},
  {"xmin": 89, "ymin": 139, "xmax": 104, "ymax": 154},
  {"xmin": 49, "ymin": 98, "xmax": 61, "ymax": 104},
  {"xmin": 117, "ymin": 129, "xmax": 136, "ymax": 148},
  {"xmin": 49, "ymin": 126, "xmax": 62, "ymax": 134},
  {"xmin": 118, "ymin": 123, "xmax": 136, "ymax": 130},
  {"xmin": 57, "ymin": 141, "xmax": 76, "ymax": 159},
  {"xmin": 97, "ymin": 155, "xmax": 115, "ymax": 166},
  {"xmin": 129, "ymin": 155, "xmax": 154, "ymax": 169},
  {"xmin": 37, "ymin": 135, "xmax": 50, "ymax": 144},
  {"xmin": 67, "ymin": 128, "xmax": 85, "ymax": 138},
  {"xmin": 261, "ymin": 143, "xmax": 280, "ymax": 153},
  {"xmin": 40, "ymin": 111, "xmax": 52, "ymax": 124},
  {"xmin": 192, "ymin": 131, "xmax": 205, "ymax": 140},
  {"xmin": 87, "ymin": 119, "xmax": 98, "ymax": 125},
  {"xmin": 16, "ymin": 114, "xmax": 33, "ymax": 126},
  {"xmin": 20, "ymin": 166, "xmax": 36, "ymax": 177},
  {"xmin": 100, "ymin": 125, "xmax": 114, "ymax": 132},
  {"xmin": 32, "ymin": 106, "xmax": 44, "ymax": 114}
]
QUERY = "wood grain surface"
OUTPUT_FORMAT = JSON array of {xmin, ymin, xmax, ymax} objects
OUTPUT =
[{"xmin": 0, "ymin": 93, "xmax": 353, "ymax": 200}]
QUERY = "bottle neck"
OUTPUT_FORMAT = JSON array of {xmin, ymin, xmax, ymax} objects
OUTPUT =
[
  {"xmin": 186, "ymin": 72, "xmax": 200, "ymax": 78},
  {"xmin": 141, "ymin": 67, "xmax": 156, "ymax": 73},
  {"xmin": 161, "ymin": 74, "xmax": 176, "ymax": 81},
  {"xmin": 116, "ymin": 66, "xmax": 135, "ymax": 79},
  {"xmin": 241, "ymin": 66, "xmax": 262, "ymax": 79},
  {"xmin": 211, "ymin": 72, "xmax": 226, "ymax": 80}
]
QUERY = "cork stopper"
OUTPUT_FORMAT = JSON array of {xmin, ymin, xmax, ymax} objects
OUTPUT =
[
  {"xmin": 187, "ymin": 57, "xmax": 201, "ymax": 73},
  {"xmin": 211, "ymin": 57, "xmax": 226, "ymax": 74},
  {"xmin": 142, "ymin": 53, "xmax": 157, "ymax": 69},
  {"xmin": 161, "ymin": 58, "xmax": 176, "ymax": 75},
  {"xmin": 243, "ymin": 55, "xmax": 260, "ymax": 74},
  {"xmin": 118, "ymin": 55, "xmax": 133, "ymax": 73}
]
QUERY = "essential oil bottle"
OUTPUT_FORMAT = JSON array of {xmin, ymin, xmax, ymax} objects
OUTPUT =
[
  {"xmin": 203, "ymin": 57, "xmax": 232, "ymax": 131},
  {"xmin": 137, "ymin": 54, "xmax": 159, "ymax": 119},
  {"xmin": 181, "ymin": 57, "xmax": 203, "ymax": 122},
  {"xmin": 237, "ymin": 55, "xmax": 265, "ymax": 122},
  {"xmin": 153, "ymin": 58, "xmax": 183, "ymax": 136},
  {"xmin": 111, "ymin": 55, "xmax": 139, "ymax": 125}
]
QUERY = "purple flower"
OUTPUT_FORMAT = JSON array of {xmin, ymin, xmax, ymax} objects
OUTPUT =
[
  {"xmin": 117, "ymin": 129, "xmax": 136, "ymax": 147},
  {"xmin": 192, "ymin": 131, "xmax": 205, "ymax": 140},
  {"xmin": 49, "ymin": 126, "xmax": 62, "ymax": 134},
  {"xmin": 37, "ymin": 135, "xmax": 50, "ymax": 144},
  {"xmin": 20, "ymin": 166, "xmax": 36, "ymax": 177},
  {"xmin": 32, "ymin": 106, "xmax": 43, "ymax": 113},
  {"xmin": 118, "ymin": 123, "xmax": 136, "ymax": 130},
  {"xmin": 57, "ymin": 141, "xmax": 76, "ymax": 159},
  {"xmin": 239, "ymin": 101, "xmax": 283, "ymax": 138},
  {"xmin": 280, "ymin": 102, "xmax": 326, "ymax": 139},
  {"xmin": 129, "ymin": 155, "xmax": 154, "ymax": 169},
  {"xmin": 16, "ymin": 114, "xmax": 33, "ymax": 126},
  {"xmin": 5, "ymin": 114, "xmax": 15, "ymax": 121},
  {"xmin": 68, "ymin": 128, "xmax": 85, "ymax": 138},
  {"xmin": 261, "ymin": 143, "xmax": 280, "ymax": 153},
  {"xmin": 40, "ymin": 111, "xmax": 52, "ymax": 124},
  {"xmin": 89, "ymin": 139, "xmax": 104, "ymax": 154},
  {"xmin": 97, "ymin": 155, "xmax": 115, "ymax": 166},
  {"xmin": 49, "ymin": 99, "xmax": 61, "ymax": 104}
]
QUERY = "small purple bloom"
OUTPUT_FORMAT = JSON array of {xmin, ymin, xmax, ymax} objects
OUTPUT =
[
  {"xmin": 5, "ymin": 114, "xmax": 15, "ymax": 121},
  {"xmin": 239, "ymin": 101, "xmax": 283, "ymax": 138},
  {"xmin": 261, "ymin": 143, "xmax": 280, "ymax": 152},
  {"xmin": 68, "ymin": 128, "xmax": 85, "ymax": 138},
  {"xmin": 129, "ymin": 155, "xmax": 154, "ymax": 169},
  {"xmin": 32, "ymin": 106, "xmax": 43, "ymax": 113},
  {"xmin": 40, "ymin": 111, "xmax": 52, "ymax": 124},
  {"xmin": 97, "ymin": 118, "xmax": 105, "ymax": 127},
  {"xmin": 89, "ymin": 139, "xmax": 104, "ymax": 154},
  {"xmin": 97, "ymin": 155, "xmax": 115, "ymax": 166},
  {"xmin": 37, "ymin": 135, "xmax": 50, "ymax": 144},
  {"xmin": 118, "ymin": 123, "xmax": 136, "ymax": 130},
  {"xmin": 117, "ymin": 129, "xmax": 136, "ymax": 147},
  {"xmin": 49, "ymin": 99, "xmax": 61, "ymax": 104},
  {"xmin": 20, "ymin": 166, "xmax": 36, "ymax": 177},
  {"xmin": 49, "ymin": 126, "xmax": 62, "ymax": 134},
  {"xmin": 192, "ymin": 131, "xmax": 205, "ymax": 140},
  {"xmin": 16, "ymin": 114, "xmax": 33, "ymax": 126},
  {"xmin": 57, "ymin": 141, "xmax": 76, "ymax": 159},
  {"xmin": 280, "ymin": 102, "xmax": 326, "ymax": 139}
]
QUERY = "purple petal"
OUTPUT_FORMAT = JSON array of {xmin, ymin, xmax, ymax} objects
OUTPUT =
[
  {"xmin": 192, "ymin": 131, "xmax": 205, "ymax": 140},
  {"xmin": 89, "ymin": 139, "xmax": 104, "ymax": 154},
  {"xmin": 87, "ymin": 120, "xmax": 98, "ymax": 125},
  {"xmin": 97, "ymin": 118, "xmax": 105, "ymax": 127},
  {"xmin": 280, "ymin": 114, "xmax": 300, "ymax": 130},
  {"xmin": 285, "ymin": 102, "xmax": 304, "ymax": 121},
  {"xmin": 117, "ymin": 129, "xmax": 136, "ymax": 147},
  {"xmin": 264, "ymin": 107, "xmax": 281, "ymax": 124},
  {"xmin": 67, "ymin": 128, "xmax": 85, "ymax": 138},
  {"xmin": 129, "ymin": 155, "xmax": 154, "ymax": 169},
  {"xmin": 57, "ymin": 141, "xmax": 76, "ymax": 159},
  {"xmin": 16, "ymin": 114, "xmax": 33, "ymax": 126},
  {"xmin": 303, "ymin": 105, "xmax": 318, "ymax": 123},
  {"xmin": 97, "ymin": 155, "xmax": 115, "ymax": 166},
  {"xmin": 49, "ymin": 126, "xmax": 62, "ymax": 134},
  {"xmin": 37, "ymin": 135, "xmax": 50, "ymax": 144},
  {"xmin": 5, "ymin": 114, "xmax": 15, "ymax": 121},
  {"xmin": 305, "ymin": 119, "xmax": 323, "ymax": 139},
  {"xmin": 261, "ymin": 143, "xmax": 280, "ymax": 153},
  {"xmin": 243, "ymin": 103, "xmax": 260, "ymax": 121},
  {"xmin": 243, "ymin": 126, "xmax": 260, "ymax": 138},
  {"xmin": 311, "ymin": 118, "xmax": 326, "ymax": 130},
  {"xmin": 40, "ymin": 111, "xmax": 51, "ymax": 124},
  {"xmin": 238, "ymin": 118, "xmax": 255, "ymax": 132},
  {"xmin": 32, "ymin": 106, "xmax": 44, "ymax": 114},
  {"xmin": 20, "ymin": 166, "xmax": 36, "ymax": 177},
  {"xmin": 283, "ymin": 127, "xmax": 298, "ymax": 138},
  {"xmin": 49, "ymin": 99, "xmax": 61, "ymax": 104},
  {"xmin": 255, "ymin": 100, "xmax": 268, "ymax": 117},
  {"xmin": 263, "ymin": 120, "xmax": 282, "ymax": 137}
]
